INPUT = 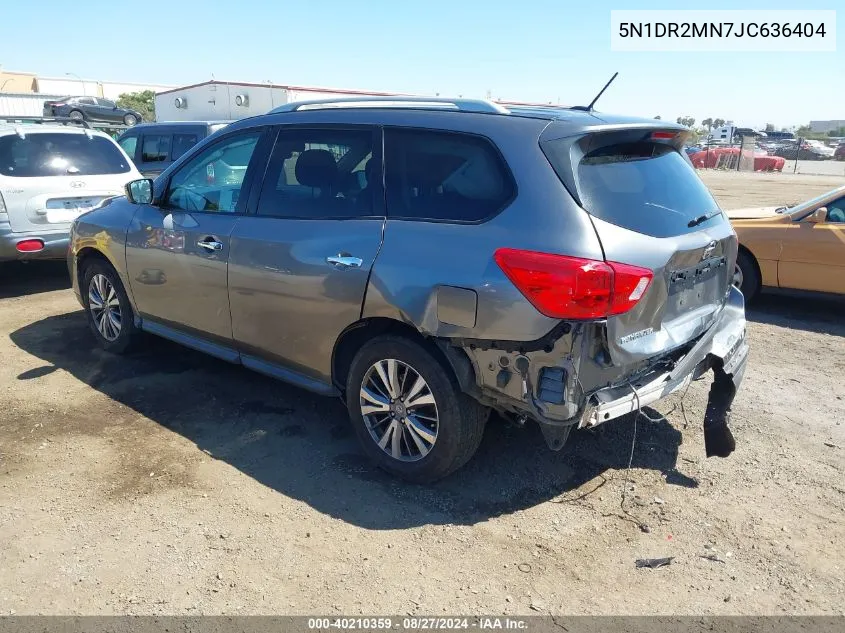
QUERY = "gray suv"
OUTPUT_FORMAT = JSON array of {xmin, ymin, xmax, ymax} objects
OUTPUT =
[{"xmin": 68, "ymin": 97, "xmax": 749, "ymax": 482}]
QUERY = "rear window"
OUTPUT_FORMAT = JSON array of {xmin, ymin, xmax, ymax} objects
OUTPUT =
[
  {"xmin": 546, "ymin": 140, "xmax": 722, "ymax": 238},
  {"xmin": 0, "ymin": 133, "xmax": 132, "ymax": 178}
]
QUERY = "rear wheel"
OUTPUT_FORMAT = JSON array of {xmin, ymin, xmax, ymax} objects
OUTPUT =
[
  {"xmin": 734, "ymin": 250, "xmax": 760, "ymax": 301},
  {"xmin": 123, "ymin": 113, "xmax": 138, "ymax": 126},
  {"xmin": 346, "ymin": 336, "xmax": 488, "ymax": 483},
  {"xmin": 82, "ymin": 259, "xmax": 139, "ymax": 354},
  {"xmin": 68, "ymin": 109, "xmax": 84, "ymax": 122}
]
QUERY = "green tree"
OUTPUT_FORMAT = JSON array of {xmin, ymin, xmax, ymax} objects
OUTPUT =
[
  {"xmin": 713, "ymin": 118, "xmax": 726, "ymax": 128},
  {"xmin": 701, "ymin": 117, "xmax": 714, "ymax": 130},
  {"xmin": 116, "ymin": 90, "xmax": 155, "ymax": 122},
  {"xmin": 765, "ymin": 123, "xmax": 775, "ymax": 132},
  {"xmin": 654, "ymin": 115, "xmax": 662, "ymax": 120},
  {"xmin": 676, "ymin": 116, "xmax": 696, "ymax": 128}
]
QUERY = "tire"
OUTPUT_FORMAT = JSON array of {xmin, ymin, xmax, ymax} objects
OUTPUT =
[
  {"xmin": 123, "ymin": 114, "xmax": 138, "ymax": 126},
  {"xmin": 68, "ymin": 109, "xmax": 84, "ymax": 122},
  {"xmin": 81, "ymin": 259, "xmax": 139, "ymax": 354},
  {"xmin": 346, "ymin": 335, "xmax": 489, "ymax": 483},
  {"xmin": 734, "ymin": 250, "xmax": 760, "ymax": 301}
]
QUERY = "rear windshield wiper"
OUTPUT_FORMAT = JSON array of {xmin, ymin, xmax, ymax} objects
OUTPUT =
[{"xmin": 688, "ymin": 209, "xmax": 722, "ymax": 228}]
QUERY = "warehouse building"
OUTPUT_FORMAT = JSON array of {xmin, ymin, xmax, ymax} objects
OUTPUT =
[
  {"xmin": 154, "ymin": 81, "xmax": 407, "ymax": 121},
  {"xmin": 154, "ymin": 80, "xmax": 562, "ymax": 121}
]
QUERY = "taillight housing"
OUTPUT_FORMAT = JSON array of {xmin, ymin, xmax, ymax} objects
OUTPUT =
[
  {"xmin": 494, "ymin": 248, "xmax": 653, "ymax": 320},
  {"xmin": 16, "ymin": 239, "xmax": 45, "ymax": 253}
]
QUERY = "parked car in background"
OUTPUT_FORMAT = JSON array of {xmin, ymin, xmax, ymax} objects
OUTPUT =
[
  {"xmin": 0, "ymin": 123, "xmax": 141, "ymax": 261},
  {"xmin": 116, "ymin": 121, "xmax": 232, "ymax": 179},
  {"xmin": 43, "ymin": 97, "xmax": 143, "ymax": 127},
  {"xmin": 774, "ymin": 142, "xmax": 829, "ymax": 161},
  {"xmin": 834, "ymin": 143, "xmax": 845, "ymax": 161},
  {"xmin": 729, "ymin": 185, "xmax": 845, "ymax": 299},
  {"xmin": 68, "ymin": 96, "xmax": 748, "ymax": 482},
  {"xmin": 688, "ymin": 147, "xmax": 784, "ymax": 172}
]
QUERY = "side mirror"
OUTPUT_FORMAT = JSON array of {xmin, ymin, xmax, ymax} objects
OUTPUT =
[
  {"xmin": 126, "ymin": 178, "xmax": 154, "ymax": 205},
  {"xmin": 807, "ymin": 207, "xmax": 828, "ymax": 223}
]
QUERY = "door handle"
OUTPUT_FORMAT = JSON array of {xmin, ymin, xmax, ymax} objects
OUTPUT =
[
  {"xmin": 197, "ymin": 239, "xmax": 223, "ymax": 252},
  {"xmin": 326, "ymin": 254, "xmax": 363, "ymax": 269}
]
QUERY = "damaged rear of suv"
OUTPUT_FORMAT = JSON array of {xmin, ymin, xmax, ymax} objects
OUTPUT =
[
  {"xmin": 69, "ymin": 97, "xmax": 748, "ymax": 484},
  {"xmin": 347, "ymin": 106, "xmax": 748, "ymax": 482}
]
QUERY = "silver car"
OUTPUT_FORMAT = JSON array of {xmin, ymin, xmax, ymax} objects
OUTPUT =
[{"xmin": 68, "ymin": 97, "xmax": 749, "ymax": 482}]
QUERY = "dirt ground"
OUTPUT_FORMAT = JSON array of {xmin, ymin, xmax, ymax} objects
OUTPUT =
[{"xmin": 1, "ymin": 171, "xmax": 843, "ymax": 616}]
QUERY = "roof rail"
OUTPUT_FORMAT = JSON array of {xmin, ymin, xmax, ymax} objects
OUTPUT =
[
  {"xmin": 270, "ymin": 96, "xmax": 510, "ymax": 115},
  {"xmin": 0, "ymin": 115, "xmax": 91, "ymax": 129}
]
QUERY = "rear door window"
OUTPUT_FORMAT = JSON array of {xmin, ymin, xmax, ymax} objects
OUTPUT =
[
  {"xmin": 0, "ymin": 133, "xmax": 132, "ymax": 177},
  {"xmin": 546, "ymin": 140, "xmax": 722, "ymax": 238},
  {"xmin": 141, "ymin": 134, "xmax": 172, "ymax": 163},
  {"xmin": 171, "ymin": 133, "xmax": 199, "ymax": 161},
  {"xmin": 384, "ymin": 129, "xmax": 514, "ymax": 222},
  {"xmin": 256, "ymin": 127, "xmax": 375, "ymax": 219}
]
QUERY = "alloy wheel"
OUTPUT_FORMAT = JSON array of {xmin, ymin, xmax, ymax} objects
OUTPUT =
[
  {"xmin": 88, "ymin": 273, "xmax": 122, "ymax": 342},
  {"xmin": 359, "ymin": 359, "xmax": 439, "ymax": 462}
]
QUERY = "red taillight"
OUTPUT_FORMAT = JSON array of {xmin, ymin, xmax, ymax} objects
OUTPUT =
[
  {"xmin": 494, "ymin": 249, "xmax": 653, "ymax": 320},
  {"xmin": 16, "ymin": 239, "xmax": 45, "ymax": 253},
  {"xmin": 651, "ymin": 131, "xmax": 678, "ymax": 140}
]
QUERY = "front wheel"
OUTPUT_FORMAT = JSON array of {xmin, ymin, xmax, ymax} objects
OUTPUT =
[
  {"xmin": 82, "ymin": 260, "xmax": 139, "ymax": 353},
  {"xmin": 123, "ymin": 113, "xmax": 138, "ymax": 126},
  {"xmin": 346, "ymin": 336, "xmax": 488, "ymax": 483}
]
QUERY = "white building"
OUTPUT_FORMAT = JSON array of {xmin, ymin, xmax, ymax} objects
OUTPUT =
[
  {"xmin": 810, "ymin": 120, "xmax": 845, "ymax": 134},
  {"xmin": 155, "ymin": 81, "xmax": 408, "ymax": 122}
]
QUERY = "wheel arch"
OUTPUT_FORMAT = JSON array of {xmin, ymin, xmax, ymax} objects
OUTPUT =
[
  {"xmin": 737, "ymin": 243, "xmax": 763, "ymax": 282},
  {"xmin": 331, "ymin": 317, "xmax": 478, "ymax": 397}
]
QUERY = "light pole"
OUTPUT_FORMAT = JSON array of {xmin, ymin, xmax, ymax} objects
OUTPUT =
[
  {"xmin": 0, "ymin": 78, "xmax": 13, "ymax": 92},
  {"xmin": 65, "ymin": 72, "xmax": 85, "ymax": 95}
]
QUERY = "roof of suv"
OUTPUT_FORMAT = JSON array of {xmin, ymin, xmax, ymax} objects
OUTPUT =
[
  {"xmin": 0, "ymin": 124, "xmax": 115, "ymax": 139},
  {"xmin": 253, "ymin": 96, "xmax": 686, "ymax": 134},
  {"xmin": 127, "ymin": 121, "xmax": 234, "ymax": 130}
]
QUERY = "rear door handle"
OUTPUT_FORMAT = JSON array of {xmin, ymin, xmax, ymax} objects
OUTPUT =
[
  {"xmin": 326, "ymin": 254, "xmax": 363, "ymax": 269},
  {"xmin": 197, "ymin": 239, "xmax": 223, "ymax": 252}
]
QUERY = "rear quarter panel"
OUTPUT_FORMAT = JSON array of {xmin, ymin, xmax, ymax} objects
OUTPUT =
[{"xmin": 363, "ymin": 115, "xmax": 605, "ymax": 342}]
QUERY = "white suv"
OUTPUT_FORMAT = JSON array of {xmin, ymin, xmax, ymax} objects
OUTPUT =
[{"xmin": 0, "ymin": 124, "xmax": 141, "ymax": 261}]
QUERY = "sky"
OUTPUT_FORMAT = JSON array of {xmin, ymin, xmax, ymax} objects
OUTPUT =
[{"xmin": 1, "ymin": 0, "xmax": 841, "ymax": 129}]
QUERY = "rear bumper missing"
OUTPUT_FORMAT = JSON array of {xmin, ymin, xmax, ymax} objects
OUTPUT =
[
  {"xmin": 575, "ymin": 286, "xmax": 748, "ymax": 457},
  {"xmin": 458, "ymin": 286, "xmax": 748, "ymax": 456}
]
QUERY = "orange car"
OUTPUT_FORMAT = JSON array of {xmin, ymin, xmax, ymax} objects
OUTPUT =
[{"xmin": 729, "ymin": 185, "xmax": 845, "ymax": 299}]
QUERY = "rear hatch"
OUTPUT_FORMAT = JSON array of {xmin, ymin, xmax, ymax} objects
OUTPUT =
[
  {"xmin": 0, "ymin": 130, "xmax": 134, "ymax": 232},
  {"xmin": 541, "ymin": 127, "xmax": 737, "ymax": 366}
]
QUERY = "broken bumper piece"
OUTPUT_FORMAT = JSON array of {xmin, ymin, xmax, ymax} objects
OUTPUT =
[{"xmin": 572, "ymin": 286, "xmax": 749, "ymax": 457}]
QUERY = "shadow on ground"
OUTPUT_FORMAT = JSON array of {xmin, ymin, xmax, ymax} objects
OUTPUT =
[
  {"xmin": 0, "ymin": 261, "xmax": 71, "ymax": 299},
  {"xmin": 747, "ymin": 293, "xmax": 845, "ymax": 337},
  {"xmin": 10, "ymin": 312, "xmax": 697, "ymax": 529}
]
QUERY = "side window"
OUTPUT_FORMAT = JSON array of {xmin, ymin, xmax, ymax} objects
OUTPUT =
[
  {"xmin": 256, "ymin": 128, "xmax": 375, "ymax": 219},
  {"xmin": 79, "ymin": 97, "xmax": 96, "ymax": 106},
  {"xmin": 164, "ymin": 131, "xmax": 261, "ymax": 214},
  {"xmin": 118, "ymin": 134, "xmax": 138, "ymax": 159},
  {"xmin": 98, "ymin": 99, "xmax": 116, "ymax": 108},
  {"xmin": 384, "ymin": 128, "xmax": 514, "ymax": 222},
  {"xmin": 171, "ymin": 133, "xmax": 199, "ymax": 161},
  {"xmin": 141, "ymin": 135, "xmax": 172, "ymax": 163},
  {"xmin": 826, "ymin": 197, "xmax": 845, "ymax": 223}
]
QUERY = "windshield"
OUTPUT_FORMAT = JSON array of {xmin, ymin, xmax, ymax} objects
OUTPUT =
[
  {"xmin": 785, "ymin": 188, "xmax": 845, "ymax": 217},
  {"xmin": 0, "ymin": 133, "xmax": 132, "ymax": 177},
  {"xmin": 547, "ymin": 140, "xmax": 724, "ymax": 238}
]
